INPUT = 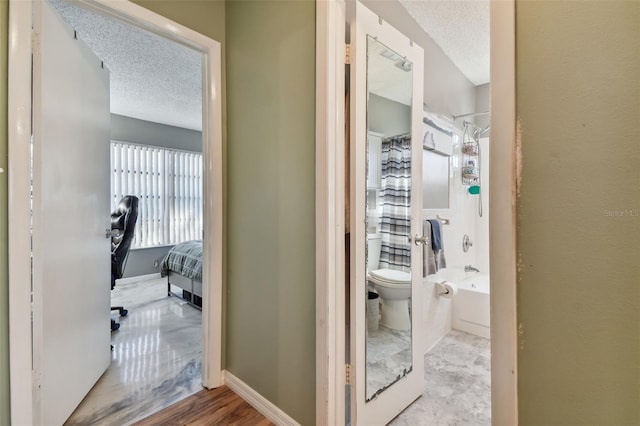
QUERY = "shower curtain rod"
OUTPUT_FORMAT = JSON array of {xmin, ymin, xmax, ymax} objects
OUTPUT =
[{"xmin": 452, "ymin": 111, "xmax": 490, "ymax": 121}]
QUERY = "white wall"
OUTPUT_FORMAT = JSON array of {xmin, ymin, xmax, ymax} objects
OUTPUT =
[
  {"xmin": 474, "ymin": 137, "xmax": 490, "ymax": 274},
  {"xmin": 422, "ymin": 131, "xmax": 483, "ymax": 351},
  {"xmin": 475, "ymin": 83, "xmax": 490, "ymax": 129}
]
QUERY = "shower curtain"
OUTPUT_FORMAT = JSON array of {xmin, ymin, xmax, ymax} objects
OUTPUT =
[{"xmin": 378, "ymin": 134, "xmax": 412, "ymax": 273}]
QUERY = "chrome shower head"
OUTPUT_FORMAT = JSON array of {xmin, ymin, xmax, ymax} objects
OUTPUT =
[{"xmin": 473, "ymin": 125, "xmax": 490, "ymax": 139}]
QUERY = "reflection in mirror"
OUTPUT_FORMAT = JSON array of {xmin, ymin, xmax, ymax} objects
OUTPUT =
[{"xmin": 365, "ymin": 36, "xmax": 413, "ymax": 401}]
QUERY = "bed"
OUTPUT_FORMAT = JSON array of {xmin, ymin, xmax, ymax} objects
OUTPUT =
[{"xmin": 161, "ymin": 240, "xmax": 203, "ymax": 308}]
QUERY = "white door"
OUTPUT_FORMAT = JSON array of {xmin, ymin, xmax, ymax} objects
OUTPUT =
[
  {"xmin": 31, "ymin": 2, "xmax": 111, "ymax": 424},
  {"xmin": 349, "ymin": 1, "xmax": 425, "ymax": 424}
]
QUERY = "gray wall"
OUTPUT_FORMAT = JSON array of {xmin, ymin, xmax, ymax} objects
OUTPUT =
[
  {"xmin": 368, "ymin": 93, "xmax": 411, "ymax": 137},
  {"xmin": 111, "ymin": 113, "xmax": 202, "ymax": 153},
  {"xmin": 516, "ymin": 1, "xmax": 640, "ymax": 424},
  {"xmin": 110, "ymin": 113, "xmax": 202, "ymax": 278},
  {"xmin": 225, "ymin": 1, "xmax": 316, "ymax": 424}
]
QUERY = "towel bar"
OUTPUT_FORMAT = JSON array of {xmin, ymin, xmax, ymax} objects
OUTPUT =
[{"xmin": 436, "ymin": 214, "xmax": 450, "ymax": 225}]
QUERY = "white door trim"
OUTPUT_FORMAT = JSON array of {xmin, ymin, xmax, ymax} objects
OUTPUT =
[
  {"xmin": 489, "ymin": 0, "xmax": 518, "ymax": 424},
  {"xmin": 7, "ymin": 3, "xmax": 35, "ymax": 423},
  {"xmin": 315, "ymin": 1, "xmax": 346, "ymax": 425},
  {"xmin": 8, "ymin": 1, "xmax": 224, "ymax": 424}
]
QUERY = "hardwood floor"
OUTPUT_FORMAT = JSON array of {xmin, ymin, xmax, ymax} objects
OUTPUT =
[{"xmin": 133, "ymin": 386, "xmax": 274, "ymax": 426}]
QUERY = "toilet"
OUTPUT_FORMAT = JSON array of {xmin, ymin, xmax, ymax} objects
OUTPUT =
[{"xmin": 367, "ymin": 234, "xmax": 412, "ymax": 331}]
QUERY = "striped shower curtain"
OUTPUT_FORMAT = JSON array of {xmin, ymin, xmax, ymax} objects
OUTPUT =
[{"xmin": 378, "ymin": 134, "xmax": 412, "ymax": 272}]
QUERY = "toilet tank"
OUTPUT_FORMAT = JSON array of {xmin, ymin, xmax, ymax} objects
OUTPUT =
[{"xmin": 367, "ymin": 234, "xmax": 382, "ymax": 272}]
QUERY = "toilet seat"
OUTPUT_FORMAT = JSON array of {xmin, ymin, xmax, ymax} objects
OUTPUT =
[{"xmin": 369, "ymin": 268, "xmax": 410, "ymax": 286}]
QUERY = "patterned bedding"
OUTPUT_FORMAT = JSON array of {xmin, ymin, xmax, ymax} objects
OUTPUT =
[{"xmin": 160, "ymin": 240, "xmax": 203, "ymax": 281}]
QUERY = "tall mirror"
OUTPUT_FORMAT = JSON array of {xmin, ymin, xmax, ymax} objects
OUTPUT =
[{"xmin": 365, "ymin": 36, "xmax": 414, "ymax": 401}]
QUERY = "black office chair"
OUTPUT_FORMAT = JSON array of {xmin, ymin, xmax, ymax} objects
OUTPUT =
[{"xmin": 110, "ymin": 195, "xmax": 139, "ymax": 331}]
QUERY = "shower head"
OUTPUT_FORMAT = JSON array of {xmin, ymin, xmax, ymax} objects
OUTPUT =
[{"xmin": 473, "ymin": 125, "xmax": 490, "ymax": 139}]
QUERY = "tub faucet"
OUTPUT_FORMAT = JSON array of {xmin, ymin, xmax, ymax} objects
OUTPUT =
[{"xmin": 464, "ymin": 265, "xmax": 480, "ymax": 273}]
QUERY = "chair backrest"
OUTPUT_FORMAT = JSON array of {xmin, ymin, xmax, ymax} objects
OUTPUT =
[{"xmin": 111, "ymin": 195, "xmax": 139, "ymax": 281}]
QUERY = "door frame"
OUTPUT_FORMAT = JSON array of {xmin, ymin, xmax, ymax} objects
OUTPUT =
[
  {"xmin": 315, "ymin": 0, "xmax": 518, "ymax": 424},
  {"xmin": 7, "ymin": 1, "xmax": 224, "ymax": 424},
  {"xmin": 488, "ymin": 1, "xmax": 518, "ymax": 424},
  {"xmin": 315, "ymin": 1, "xmax": 347, "ymax": 424}
]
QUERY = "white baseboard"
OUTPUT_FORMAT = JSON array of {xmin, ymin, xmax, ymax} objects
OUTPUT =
[
  {"xmin": 424, "ymin": 329, "xmax": 449, "ymax": 354},
  {"xmin": 223, "ymin": 370, "xmax": 300, "ymax": 426},
  {"xmin": 115, "ymin": 272, "xmax": 162, "ymax": 286},
  {"xmin": 453, "ymin": 321, "xmax": 491, "ymax": 339}
]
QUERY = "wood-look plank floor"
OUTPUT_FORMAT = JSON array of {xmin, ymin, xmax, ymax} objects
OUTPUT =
[{"xmin": 133, "ymin": 386, "xmax": 274, "ymax": 426}]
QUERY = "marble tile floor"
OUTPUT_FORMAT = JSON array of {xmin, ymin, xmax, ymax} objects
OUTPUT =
[
  {"xmin": 389, "ymin": 330, "xmax": 491, "ymax": 426},
  {"xmin": 65, "ymin": 277, "xmax": 203, "ymax": 426},
  {"xmin": 366, "ymin": 326, "xmax": 411, "ymax": 400}
]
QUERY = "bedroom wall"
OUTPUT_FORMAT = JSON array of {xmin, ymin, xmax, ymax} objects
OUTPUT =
[
  {"xmin": 111, "ymin": 113, "xmax": 202, "ymax": 153},
  {"xmin": 110, "ymin": 113, "xmax": 203, "ymax": 278}
]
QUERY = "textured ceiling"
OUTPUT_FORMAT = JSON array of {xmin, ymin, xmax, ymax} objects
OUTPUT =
[
  {"xmin": 51, "ymin": 0, "xmax": 203, "ymax": 131},
  {"xmin": 50, "ymin": 0, "xmax": 487, "ymax": 131},
  {"xmin": 399, "ymin": 0, "xmax": 490, "ymax": 86}
]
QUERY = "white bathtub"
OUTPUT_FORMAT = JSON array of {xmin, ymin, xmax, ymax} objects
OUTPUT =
[{"xmin": 452, "ymin": 274, "xmax": 490, "ymax": 338}]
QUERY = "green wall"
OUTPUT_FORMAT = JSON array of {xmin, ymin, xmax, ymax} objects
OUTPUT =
[
  {"xmin": 132, "ymin": 0, "xmax": 225, "ymax": 46},
  {"xmin": 225, "ymin": 1, "xmax": 316, "ymax": 424},
  {"xmin": 0, "ymin": 0, "xmax": 9, "ymax": 423},
  {"xmin": 516, "ymin": 1, "xmax": 640, "ymax": 425},
  {"xmin": 135, "ymin": 1, "xmax": 317, "ymax": 423},
  {"xmin": 137, "ymin": 0, "xmax": 317, "ymax": 423}
]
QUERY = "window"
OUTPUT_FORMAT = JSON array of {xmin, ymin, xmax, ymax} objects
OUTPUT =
[{"xmin": 111, "ymin": 141, "xmax": 203, "ymax": 248}]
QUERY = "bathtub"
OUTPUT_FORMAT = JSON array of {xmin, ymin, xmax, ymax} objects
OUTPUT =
[{"xmin": 452, "ymin": 274, "xmax": 490, "ymax": 338}]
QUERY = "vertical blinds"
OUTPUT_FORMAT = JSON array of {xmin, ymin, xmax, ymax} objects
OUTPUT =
[{"xmin": 111, "ymin": 141, "xmax": 203, "ymax": 248}]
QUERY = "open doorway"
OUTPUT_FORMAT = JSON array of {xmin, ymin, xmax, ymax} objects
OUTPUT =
[
  {"xmin": 364, "ymin": 1, "xmax": 493, "ymax": 424},
  {"xmin": 328, "ymin": 1, "xmax": 500, "ymax": 424},
  {"xmin": 49, "ymin": 2, "xmax": 207, "ymax": 422},
  {"xmin": 7, "ymin": 1, "xmax": 223, "ymax": 424}
]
